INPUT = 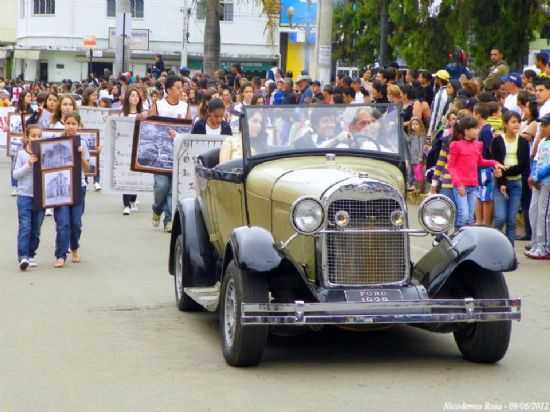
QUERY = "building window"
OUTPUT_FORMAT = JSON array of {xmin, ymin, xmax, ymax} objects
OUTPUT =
[
  {"xmin": 107, "ymin": 0, "xmax": 143, "ymax": 18},
  {"xmin": 130, "ymin": 0, "xmax": 144, "ymax": 18},
  {"xmin": 196, "ymin": 0, "xmax": 233, "ymax": 21},
  {"xmin": 107, "ymin": 0, "xmax": 116, "ymax": 17},
  {"xmin": 33, "ymin": 0, "xmax": 55, "ymax": 15}
]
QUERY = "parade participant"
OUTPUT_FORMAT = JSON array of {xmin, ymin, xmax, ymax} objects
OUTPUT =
[
  {"xmin": 148, "ymin": 75, "xmax": 189, "ymax": 233},
  {"xmin": 121, "ymin": 87, "xmax": 145, "ymax": 216},
  {"xmin": 491, "ymin": 111, "xmax": 530, "ymax": 245},
  {"xmin": 526, "ymin": 114, "xmax": 550, "ymax": 259},
  {"xmin": 448, "ymin": 116, "xmax": 503, "ymax": 228},
  {"xmin": 49, "ymin": 95, "xmax": 78, "ymax": 129},
  {"xmin": 82, "ymin": 87, "xmax": 98, "ymax": 107},
  {"xmin": 13, "ymin": 125, "xmax": 45, "ymax": 271},
  {"xmin": 53, "ymin": 112, "xmax": 90, "ymax": 268},
  {"xmin": 190, "ymin": 98, "xmax": 232, "ymax": 136},
  {"xmin": 407, "ymin": 117, "xmax": 427, "ymax": 193},
  {"xmin": 36, "ymin": 92, "xmax": 59, "ymax": 128}
]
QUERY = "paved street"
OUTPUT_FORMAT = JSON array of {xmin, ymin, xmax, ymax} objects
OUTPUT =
[{"xmin": 1, "ymin": 156, "xmax": 549, "ymax": 412}]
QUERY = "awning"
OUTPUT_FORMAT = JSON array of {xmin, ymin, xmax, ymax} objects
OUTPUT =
[{"xmin": 14, "ymin": 50, "xmax": 41, "ymax": 60}]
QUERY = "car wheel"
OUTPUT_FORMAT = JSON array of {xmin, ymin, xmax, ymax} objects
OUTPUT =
[
  {"xmin": 220, "ymin": 260, "xmax": 268, "ymax": 366},
  {"xmin": 453, "ymin": 270, "xmax": 512, "ymax": 363},
  {"xmin": 174, "ymin": 234, "xmax": 202, "ymax": 312}
]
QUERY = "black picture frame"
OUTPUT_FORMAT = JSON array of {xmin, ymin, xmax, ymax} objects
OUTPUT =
[
  {"xmin": 131, "ymin": 116, "xmax": 192, "ymax": 175},
  {"xmin": 86, "ymin": 153, "xmax": 99, "ymax": 177},
  {"xmin": 7, "ymin": 113, "xmax": 31, "ymax": 157},
  {"xmin": 32, "ymin": 135, "xmax": 82, "ymax": 209}
]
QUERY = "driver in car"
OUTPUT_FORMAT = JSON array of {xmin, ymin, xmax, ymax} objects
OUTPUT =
[
  {"xmin": 319, "ymin": 108, "xmax": 379, "ymax": 149},
  {"xmin": 294, "ymin": 111, "xmax": 340, "ymax": 149}
]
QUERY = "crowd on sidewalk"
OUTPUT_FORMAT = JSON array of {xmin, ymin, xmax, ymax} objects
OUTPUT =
[{"xmin": 3, "ymin": 48, "xmax": 550, "ymax": 271}]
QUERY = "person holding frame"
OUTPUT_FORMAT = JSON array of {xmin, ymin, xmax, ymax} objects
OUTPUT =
[
  {"xmin": 121, "ymin": 86, "xmax": 147, "ymax": 216},
  {"xmin": 13, "ymin": 124, "xmax": 45, "ymax": 271},
  {"xmin": 52, "ymin": 112, "xmax": 90, "ymax": 268}
]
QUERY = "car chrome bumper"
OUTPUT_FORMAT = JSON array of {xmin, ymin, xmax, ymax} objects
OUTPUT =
[{"xmin": 241, "ymin": 298, "xmax": 522, "ymax": 325}]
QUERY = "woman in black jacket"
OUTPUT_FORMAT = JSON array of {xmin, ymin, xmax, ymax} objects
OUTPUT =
[
  {"xmin": 191, "ymin": 98, "xmax": 232, "ymax": 136},
  {"xmin": 490, "ymin": 111, "xmax": 530, "ymax": 245}
]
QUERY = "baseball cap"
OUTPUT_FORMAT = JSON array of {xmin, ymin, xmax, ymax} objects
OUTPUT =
[
  {"xmin": 433, "ymin": 69, "xmax": 450, "ymax": 81},
  {"xmin": 501, "ymin": 73, "xmax": 522, "ymax": 88}
]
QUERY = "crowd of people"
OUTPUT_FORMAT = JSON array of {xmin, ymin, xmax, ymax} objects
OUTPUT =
[{"xmin": 3, "ymin": 47, "xmax": 550, "ymax": 271}]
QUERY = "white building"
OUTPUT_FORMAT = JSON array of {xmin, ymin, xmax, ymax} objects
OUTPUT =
[
  {"xmin": 14, "ymin": 0, "xmax": 279, "ymax": 82},
  {"xmin": 0, "ymin": 0, "xmax": 17, "ymax": 77}
]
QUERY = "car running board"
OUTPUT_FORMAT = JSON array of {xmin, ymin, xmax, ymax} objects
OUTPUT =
[{"xmin": 184, "ymin": 283, "xmax": 220, "ymax": 312}]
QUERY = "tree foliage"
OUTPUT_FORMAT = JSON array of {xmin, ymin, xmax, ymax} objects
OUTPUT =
[{"xmin": 333, "ymin": 0, "xmax": 550, "ymax": 72}]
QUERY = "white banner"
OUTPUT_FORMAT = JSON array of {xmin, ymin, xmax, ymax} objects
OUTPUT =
[
  {"xmin": 80, "ymin": 107, "xmax": 120, "ymax": 175},
  {"xmin": 101, "ymin": 116, "xmax": 154, "ymax": 194},
  {"xmin": 0, "ymin": 107, "xmax": 15, "ymax": 149},
  {"xmin": 172, "ymin": 134, "xmax": 225, "ymax": 214}
]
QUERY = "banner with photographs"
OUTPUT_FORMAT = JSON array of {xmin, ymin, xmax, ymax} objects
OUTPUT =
[
  {"xmin": 131, "ymin": 117, "xmax": 193, "ymax": 175},
  {"xmin": 0, "ymin": 107, "xmax": 15, "ymax": 150},
  {"xmin": 32, "ymin": 136, "xmax": 82, "ymax": 209},
  {"xmin": 172, "ymin": 133, "xmax": 224, "ymax": 214},
  {"xmin": 101, "ymin": 116, "xmax": 154, "ymax": 194}
]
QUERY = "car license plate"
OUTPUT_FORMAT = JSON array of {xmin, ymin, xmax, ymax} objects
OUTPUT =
[{"xmin": 345, "ymin": 289, "xmax": 403, "ymax": 303}]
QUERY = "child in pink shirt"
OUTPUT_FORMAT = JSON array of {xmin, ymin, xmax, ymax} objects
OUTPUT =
[{"xmin": 447, "ymin": 116, "xmax": 504, "ymax": 227}]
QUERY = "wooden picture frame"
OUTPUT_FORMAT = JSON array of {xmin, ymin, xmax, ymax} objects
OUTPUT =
[
  {"xmin": 6, "ymin": 113, "xmax": 31, "ymax": 157},
  {"xmin": 32, "ymin": 136, "xmax": 82, "ymax": 209},
  {"xmin": 130, "ymin": 116, "xmax": 192, "ymax": 175},
  {"xmin": 41, "ymin": 129, "xmax": 65, "ymax": 139},
  {"xmin": 86, "ymin": 153, "xmax": 99, "ymax": 177}
]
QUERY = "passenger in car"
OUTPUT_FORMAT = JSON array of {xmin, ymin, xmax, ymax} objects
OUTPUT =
[{"xmin": 219, "ymin": 110, "xmax": 267, "ymax": 163}]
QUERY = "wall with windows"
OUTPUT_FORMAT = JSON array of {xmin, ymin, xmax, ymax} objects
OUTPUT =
[{"xmin": 15, "ymin": 0, "xmax": 278, "ymax": 81}]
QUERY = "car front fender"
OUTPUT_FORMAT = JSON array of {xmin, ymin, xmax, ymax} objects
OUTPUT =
[
  {"xmin": 413, "ymin": 226, "xmax": 518, "ymax": 296},
  {"xmin": 223, "ymin": 226, "xmax": 283, "ymax": 274}
]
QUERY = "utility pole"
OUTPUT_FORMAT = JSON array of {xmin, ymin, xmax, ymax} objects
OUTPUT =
[
  {"xmin": 114, "ymin": 0, "xmax": 132, "ymax": 76},
  {"xmin": 314, "ymin": 0, "xmax": 333, "ymax": 84},
  {"xmin": 180, "ymin": 0, "xmax": 191, "ymax": 68}
]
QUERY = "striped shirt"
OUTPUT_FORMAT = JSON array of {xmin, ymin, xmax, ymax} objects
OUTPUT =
[{"xmin": 432, "ymin": 132, "xmax": 453, "ymax": 190}]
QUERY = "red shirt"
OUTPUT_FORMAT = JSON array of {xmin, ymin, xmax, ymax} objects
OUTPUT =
[{"xmin": 447, "ymin": 139, "xmax": 497, "ymax": 187}]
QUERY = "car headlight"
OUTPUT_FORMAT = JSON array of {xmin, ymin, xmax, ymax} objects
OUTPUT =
[
  {"xmin": 418, "ymin": 194, "xmax": 455, "ymax": 234},
  {"xmin": 290, "ymin": 197, "xmax": 325, "ymax": 235}
]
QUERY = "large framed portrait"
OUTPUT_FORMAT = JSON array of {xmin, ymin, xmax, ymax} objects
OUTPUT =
[
  {"xmin": 131, "ymin": 116, "xmax": 192, "ymax": 175},
  {"xmin": 79, "ymin": 129, "xmax": 100, "ymax": 152},
  {"xmin": 32, "ymin": 136, "xmax": 82, "ymax": 209}
]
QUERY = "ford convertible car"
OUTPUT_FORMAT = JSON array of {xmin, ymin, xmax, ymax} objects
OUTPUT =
[{"xmin": 168, "ymin": 104, "xmax": 521, "ymax": 366}]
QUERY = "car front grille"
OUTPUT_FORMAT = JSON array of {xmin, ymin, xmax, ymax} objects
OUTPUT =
[{"xmin": 324, "ymin": 198, "xmax": 407, "ymax": 286}]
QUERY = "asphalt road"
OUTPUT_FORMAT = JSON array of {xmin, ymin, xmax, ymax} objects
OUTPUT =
[{"xmin": 1, "ymin": 157, "xmax": 549, "ymax": 412}]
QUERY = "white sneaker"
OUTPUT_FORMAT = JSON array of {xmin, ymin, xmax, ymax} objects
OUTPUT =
[
  {"xmin": 29, "ymin": 258, "xmax": 38, "ymax": 268},
  {"xmin": 130, "ymin": 202, "xmax": 139, "ymax": 212},
  {"xmin": 45, "ymin": 208, "xmax": 53, "ymax": 216},
  {"xmin": 123, "ymin": 206, "xmax": 131, "ymax": 216},
  {"xmin": 11, "ymin": 187, "xmax": 17, "ymax": 197},
  {"xmin": 19, "ymin": 258, "xmax": 30, "ymax": 271},
  {"xmin": 94, "ymin": 182, "xmax": 102, "ymax": 191}
]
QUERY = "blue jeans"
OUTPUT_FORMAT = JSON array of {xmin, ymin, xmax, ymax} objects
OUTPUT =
[
  {"xmin": 11, "ymin": 157, "xmax": 17, "ymax": 188},
  {"xmin": 17, "ymin": 195, "xmax": 45, "ymax": 261},
  {"xmin": 54, "ymin": 186, "xmax": 87, "ymax": 259},
  {"xmin": 453, "ymin": 186, "xmax": 479, "ymax": 228},
  {"xmin": 494, "ymin": 179, "xmax": 522, "ymax": 245},
  {"xmin": 440, "ymin": 188, "xmax": 457, "ymax": 226},
  {"xmin": 152, "ymin": 174, "xmax": 172, "ymax": 225}
]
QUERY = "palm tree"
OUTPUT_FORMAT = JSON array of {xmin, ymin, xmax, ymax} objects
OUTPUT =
[{"xmin": 203, "ymin": 0, "xmax": 280, "ymax": 75}]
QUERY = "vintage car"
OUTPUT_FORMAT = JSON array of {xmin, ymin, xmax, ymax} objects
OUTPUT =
[{"xmin": 168, "ymin": 104, "xmax": 521, "ymax": 367}]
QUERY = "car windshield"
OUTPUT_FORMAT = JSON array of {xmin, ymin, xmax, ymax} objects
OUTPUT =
[{"xmin": 242, "ymin": 104, "xmax": 402, "ymax": 159}]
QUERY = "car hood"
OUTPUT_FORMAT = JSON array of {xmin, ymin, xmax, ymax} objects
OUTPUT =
[{"xmin": 246, "ymin": 156, "xmax": 405, "ymax": 204}]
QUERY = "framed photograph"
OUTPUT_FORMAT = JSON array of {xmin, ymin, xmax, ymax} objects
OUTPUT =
[
  {"xmin": 32, "ymin": 136, "xmax": 82, "ymax": 209},
  {"xmin": 41, "ymin": 129, "xmax": 65, "ymax": 139},
  {"xmin": 40, "ymin": 139, "xmax": 74, "ymax": 170},
  {"xmin": 86, "ymin": 153, "xmax": 99, "ymax": 177},
  {"xmin": 79, "ymin": 129, "xmax": 100, "ymax": 151},
  {"xmin": 131, "ymin": 117, "xmax": 192, "ymax": 175},
  {"xmin": 42, "ymin": 168, "xmax": 73, "ymax": 208},
  {"xmin": 7, "ymin": 134, "xmax": 23, "ymax": 157}
]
